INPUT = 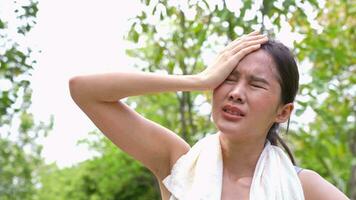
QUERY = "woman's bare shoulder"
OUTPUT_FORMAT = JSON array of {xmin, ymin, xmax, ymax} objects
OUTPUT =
[{"xmin": 298, "ymin": 169, "xmax": 350, "ymax": 200}]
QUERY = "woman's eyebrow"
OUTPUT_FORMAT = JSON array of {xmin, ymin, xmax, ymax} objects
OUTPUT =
[
  {"xmin": 231, "ymin": 70, "xmax": 240, "ymax": 76},
  {"xmin": 231, "ymin": 71, "xmax": 270, "ymax": 85},
  {"xmin": 249, "ymin": 75, "xmax": 270, "ymax": 85}
]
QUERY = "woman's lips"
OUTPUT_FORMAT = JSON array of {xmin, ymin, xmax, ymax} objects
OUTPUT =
[
  {"xmin": 221, "ymin": 105, "xmax": 246, "ymax": 121},
  {"xmin": 222, "ymin": 109, "xmax": 243, "ymax": 121},
  {"xmin": 222, "ymin": 104, "xmax": 246, "ymax": 117}
]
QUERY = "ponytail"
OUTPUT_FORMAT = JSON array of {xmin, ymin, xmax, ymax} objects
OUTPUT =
[{"xmin": 266, "ymin": 120, "xmax": 296, "ymax": 165}]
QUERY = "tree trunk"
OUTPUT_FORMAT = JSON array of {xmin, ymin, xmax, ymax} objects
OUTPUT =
[{"xmin": 178, "ymin": 92, "xmax": 188, "ymax": 142}]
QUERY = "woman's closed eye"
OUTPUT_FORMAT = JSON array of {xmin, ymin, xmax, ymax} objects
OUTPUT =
[
  {"xmin": 250, "ymin": 83, "xmax": 266, "ymax": 89},
  {"xmin": 252, "ymin": 85, "xmax": 262, "ymax": 88},
  {"xmin": 224, "ymin": 77, "xmax": 237, "ymax": 83}
]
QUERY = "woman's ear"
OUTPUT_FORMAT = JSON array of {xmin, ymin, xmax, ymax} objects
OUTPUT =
[{"xmin": 275, "ymin": 103, "xmax": 294, "ymax": 123}]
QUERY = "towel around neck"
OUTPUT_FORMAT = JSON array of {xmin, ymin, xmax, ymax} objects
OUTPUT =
[{"xmin": 162, "ymin": 132, "xmax": 305, "ymax": 200}]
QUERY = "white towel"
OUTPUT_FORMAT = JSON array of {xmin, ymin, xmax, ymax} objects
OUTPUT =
[{"xmin": 162, "ymin": 133, "xmax": 305, "ymax": 200}]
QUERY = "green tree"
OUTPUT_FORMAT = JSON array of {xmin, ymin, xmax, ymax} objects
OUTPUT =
[
  {"xmin": 36, "ymin": 131, "xmax": 160, "ymax": 200},
  {"xmin": 37, "ymin": 0, "xmax": 353, "ymax": 198},
  {"xmin": 125, "ymin": 0, "xmax": 354, "ymax": 197},
  {"xmin": 289, "ymin": 0, "xmax": 355, "ymax": 197},
  {"xmin": 0, "ymin": 0, "xmax": 53, "ymax": 199},
  {"xmin": 124, "ymin": 0, "xmax": 305, "ymax": 145}
]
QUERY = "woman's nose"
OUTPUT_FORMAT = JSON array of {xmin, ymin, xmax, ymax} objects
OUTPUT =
[{"xmin": 228, "ymin": 83, "xmax": 246, "ymax": 104}]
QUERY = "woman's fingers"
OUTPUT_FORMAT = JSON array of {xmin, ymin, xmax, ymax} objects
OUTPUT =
[
  {"xmin": 225, "ymin": 34, "xmax": 266, "ymax": 52},
  {"xmin": 230, "ymin": 44, "xmax": 262, "ymax": 63},
  {"xmin": 225, "ymin": 32, "xmax": 256, "ymax": 49},
  {"xmin": 197, "ymin": 30, "xmax": 266, "ymax": 90},
  {"xmin": 231, "ymin": 36, "xmax": 268, "ymax": 55},
  {"xmin": 247, "ymin": 30, "xmax": 260, "ymax": 36},
  {"xmin": 242, "ymin": 34, "xmax": 267, "ymax": 42},
  {"xmin": 224, "ymin": 31, "xmax": 264, "ymax": 52}
]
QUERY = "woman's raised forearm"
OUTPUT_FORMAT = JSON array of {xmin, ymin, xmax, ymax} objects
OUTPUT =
[
  {"xmin": 69, "ymin": 72, "xmax": 204, "ymax": 103},
  {"xmin": 69, "ymin": 31, "xmax": 268, "ymax": 104}
]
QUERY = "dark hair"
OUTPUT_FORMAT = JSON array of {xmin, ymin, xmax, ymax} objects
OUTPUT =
[{"xmin": 260, "ymin": 40, "xmax": 299, "ymax": 165}]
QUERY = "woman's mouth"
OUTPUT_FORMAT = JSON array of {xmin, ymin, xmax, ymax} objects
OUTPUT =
[
  {"xmin": 222, "ymin": 105, "xmax": 246, "ymax": 117},
  {"xmin": 222, "ymin": 108, "xmax": 245, "ymax": 117},
  {"xmin": 222, "ymin": 105, "xmax": 246, "ymax": 121}
]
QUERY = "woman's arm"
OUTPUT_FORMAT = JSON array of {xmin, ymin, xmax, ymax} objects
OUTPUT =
[
  {"xmin": 69, "ymin": 72, "xmax": 204, "ymax": 103},
  {"xmin": 69, "ymin": 73, "xmax": 197, "ymax": 179},
  {"xmin": 69, "ymin": 31, "xmax": 267, "ymax": 179},
  {"xmin": 299, "ymin": 169, "xmax": 350, "ymax": 200}
]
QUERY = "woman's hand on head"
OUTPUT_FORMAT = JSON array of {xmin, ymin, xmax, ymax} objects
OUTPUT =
[{"xmin": 197, "ymin": 31, "xmax": 268, "ymax": 90}]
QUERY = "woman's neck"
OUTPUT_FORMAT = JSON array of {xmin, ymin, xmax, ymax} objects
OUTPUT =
[{"xmin": 219, "ymin": 132, "xmax": 266, "ymax": 182}]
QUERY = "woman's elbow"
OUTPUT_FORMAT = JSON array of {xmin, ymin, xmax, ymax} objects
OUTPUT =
[{"xmin": 69, "ymin": 76, "xmax": 87, "ymax": 104}]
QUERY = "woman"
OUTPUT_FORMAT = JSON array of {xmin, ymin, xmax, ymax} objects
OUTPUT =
[{"xmin": 69, "ymin": 31, "xmax": 349, "ymax": 199}]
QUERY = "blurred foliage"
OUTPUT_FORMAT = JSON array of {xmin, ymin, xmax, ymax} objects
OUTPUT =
[
  {"xmin": 33, "ymin": 0, "xmax": 355, "ymax": 199},
  {"xmin": 0, "ymin": 0, "xmax": 53, "ymax": 199},
  {"xmin": 35, "ymin": 131, "xmax": 160, "ymax": 200},
  {"xmin": 290, "ymin": 0, "xmax": 355, "ymax": 197},
  {"xmin": 125, "ymin": 0, "xmax": 355, "ymax": 198}
]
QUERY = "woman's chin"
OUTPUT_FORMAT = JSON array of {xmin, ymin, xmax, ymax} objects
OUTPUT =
[
  {"xmin": 216, "ymin": 124, "xmax": 241, "ymax": 136},
  {"xmin": 216, "ymin": 120, "xmax": 241, "ymax": 133},
  {"xmin": 216, "ymin": 122, "xmax": 254, "ymax": 140}
]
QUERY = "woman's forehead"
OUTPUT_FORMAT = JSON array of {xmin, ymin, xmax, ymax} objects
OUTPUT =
[{"xmin": 233, "ymin": 49, "xmax": 277, "ymax": 77}]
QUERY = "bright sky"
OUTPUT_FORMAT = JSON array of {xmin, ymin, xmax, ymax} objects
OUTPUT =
[
  {"xmin": 27, "ymin": 0, "xmax": 142, "ymax": 168},
  {"xmin": 1, "ymin": 0, "xmax": 315, "ymax": 169}
]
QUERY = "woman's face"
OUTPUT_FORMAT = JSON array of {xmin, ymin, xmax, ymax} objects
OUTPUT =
[{"xmin": 212, "ymin": 49, "xmax": 288, "ymax": 141}]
